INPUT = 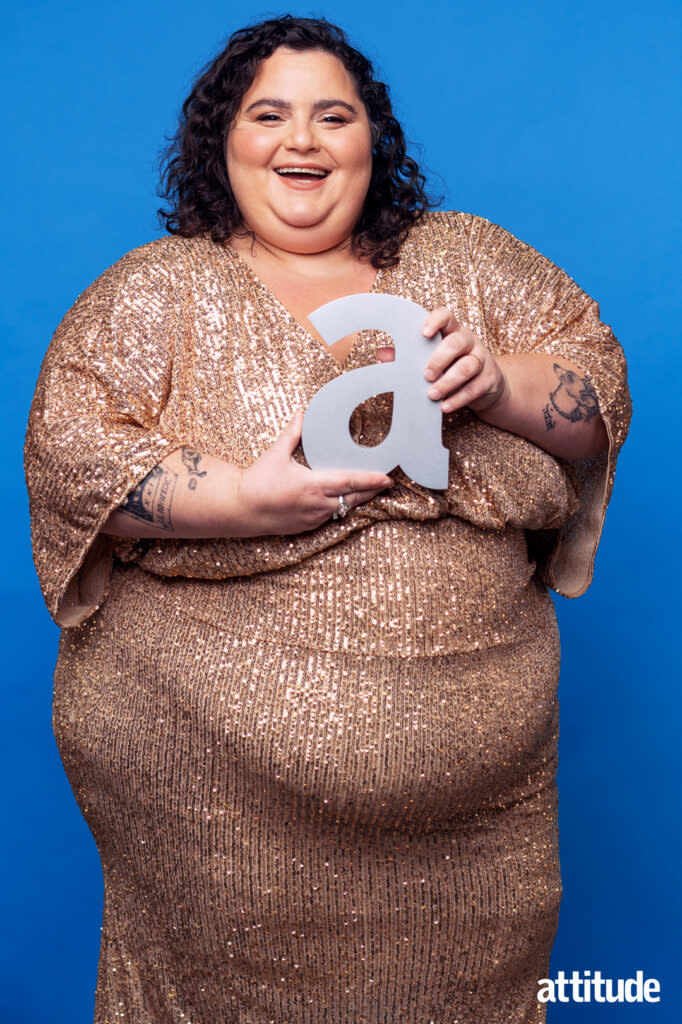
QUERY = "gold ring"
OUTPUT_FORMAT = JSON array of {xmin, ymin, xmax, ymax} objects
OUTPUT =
[{"xmin": 471, "ymin": 353, "xmax": 483, "ymax": 375}]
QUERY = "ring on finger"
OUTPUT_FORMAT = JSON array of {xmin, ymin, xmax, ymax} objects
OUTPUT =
[
  {"xmin": 332, "ymin": 495, "xmax": 351, "ymax": 521},
  {"xmin": 470, "ymin": 352, "xmax": 483, "ymax": 375}
]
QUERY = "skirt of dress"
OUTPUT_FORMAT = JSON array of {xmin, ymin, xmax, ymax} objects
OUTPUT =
[{"xmin": 52, "ymin": 518, "xmax": 563, "ymax": 1024}]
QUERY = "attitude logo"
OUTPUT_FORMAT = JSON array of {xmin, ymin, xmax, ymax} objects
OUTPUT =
[{"xmin": 538, "ymin": 970, "xmax": 661, "ymax": 1004}]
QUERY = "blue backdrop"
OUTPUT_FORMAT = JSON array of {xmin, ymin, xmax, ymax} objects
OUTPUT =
[{"xmin": 3, "ymin": 1, "xmax": 680, "ymax": 1021}]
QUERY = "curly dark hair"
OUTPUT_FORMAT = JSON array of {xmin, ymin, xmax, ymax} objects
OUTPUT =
[{"xmin": 157, "ymin": 14, "xmax": 443, "ymax": 268}]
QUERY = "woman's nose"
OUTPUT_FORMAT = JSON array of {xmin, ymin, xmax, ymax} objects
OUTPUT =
[{"xmin": 284, "ymin": 116, "xmax": 319, "ymax": 151}]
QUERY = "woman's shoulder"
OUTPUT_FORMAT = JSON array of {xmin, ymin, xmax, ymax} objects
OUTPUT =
[
  {"xmin": 92, "ymin": 232, "xmax": 218, "ymax": 286},
  {"xmin": 414, "ymin": 209, "xmax": 568, "ymax": 276},
  {"xmin": 415, "ymin": 208, "xmax": 522, "ymax": 245},
  {"xmin": 396, "ymin": 209, "xmax": 524, "ymax": 270},
  {"xmin": 67, "ymin": 233, "xmax": 222, "ymax": 313}
]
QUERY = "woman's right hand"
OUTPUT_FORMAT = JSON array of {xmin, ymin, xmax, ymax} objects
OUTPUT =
[{"xmin": 236, "ymin": 409, "xmax": 394, "ymax": 535}]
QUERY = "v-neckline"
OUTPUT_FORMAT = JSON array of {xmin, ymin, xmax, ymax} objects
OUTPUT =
[{"xmin": 224, "ymin": 242, "xmax": 387, "ymax": 372}]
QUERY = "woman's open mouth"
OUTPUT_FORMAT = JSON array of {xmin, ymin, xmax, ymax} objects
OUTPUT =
[{"xmin": 274, "ymin": 166, "xmax": 331, "ymax": 188}]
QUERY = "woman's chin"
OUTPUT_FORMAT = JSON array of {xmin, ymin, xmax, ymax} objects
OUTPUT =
[
  {"xmin": 264, "ymin": 216, "xmax": 346, "ymax": 251},
  {"xmin": 272, "ymin": 205, "xmax": 329, "ymax": 228}
]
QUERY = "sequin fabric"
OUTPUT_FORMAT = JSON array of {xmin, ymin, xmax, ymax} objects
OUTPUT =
[{"xmin": 24, "ymin": 210, "xmax": 631, "ymax": 1023}]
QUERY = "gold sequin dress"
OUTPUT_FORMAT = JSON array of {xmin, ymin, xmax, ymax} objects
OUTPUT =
[{"xmin": 24, "ymin": 210, "xmax": 631, "ymax": 1024}]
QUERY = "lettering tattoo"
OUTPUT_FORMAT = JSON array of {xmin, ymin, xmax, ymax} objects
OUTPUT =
[
  {"xmin": 121, "ymin": 465, "xmax": 178, "ymax": 529},
  {"xmin": 181, "ymin": 447, "xmax": 208, "ymax": 491},
  {"xmin": 543, "ymin": 362, "xmax": 600, "ymax": 431}
]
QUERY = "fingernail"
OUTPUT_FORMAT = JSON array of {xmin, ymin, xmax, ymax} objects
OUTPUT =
[
  {"xmin": 427, "ymin": 387, "xmax": 440, "ymax": 399},
  {"xmin": 424, "ymin": 369, "xmax": 436, "ymax": 381},
  {"xmin": 422, "ymin": 326, "xmax": 432, "ymax": 335}
]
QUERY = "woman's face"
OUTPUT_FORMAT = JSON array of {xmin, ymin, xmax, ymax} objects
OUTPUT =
[{"xmin": 226, "ymin": 47, "xmax": 373, "ymax": 257}]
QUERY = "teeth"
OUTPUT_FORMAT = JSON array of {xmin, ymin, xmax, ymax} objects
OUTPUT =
[{"xmin": 276, "ymin": 167, "xmax": 328, "ymax": 176}]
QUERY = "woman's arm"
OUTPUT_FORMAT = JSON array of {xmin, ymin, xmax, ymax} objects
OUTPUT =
[
  {"xmin": 99, "ymin": 446, "xmax": 245, "ymax": 539},
  {"xmin": 402, "ymin": 310, "xmax": 610, "ymax": 459},
  {"xmin": 100, "ymin": 411, "xmax": 393, "ymax": 539},
  {"xmin": 472, "ymin": 352, "xmax": 608, "ymax": 458}
]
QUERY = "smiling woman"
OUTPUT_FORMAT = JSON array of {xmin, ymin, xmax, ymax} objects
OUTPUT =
[
  {"xmin": 24, "ymin": 13, "xmax": 631, "ymax": 1024},
  {"xmin": 157, "ymin": 20, "xmax": 433, "ymax": 268},
  {"xmin": 225, "ymin": 47, "xmax": 374, "ymax": 261},
  {"xmin": 222, "ymin": 47, "xmax": 379, "ymax": 361}
]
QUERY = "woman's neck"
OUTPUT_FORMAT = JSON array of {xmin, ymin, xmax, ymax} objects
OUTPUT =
[{"xmin": 229, "ymin": 226, "xmax": 367, "ymax": 279}]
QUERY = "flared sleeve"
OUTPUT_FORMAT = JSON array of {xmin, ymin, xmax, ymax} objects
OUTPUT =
[
  {"xmin": 24, "ymin": 248, "xmax": 185, "ymax": 628},
  {"xmin": 461, "ymin": 212, "xmax": 632, "ymax": 597}
]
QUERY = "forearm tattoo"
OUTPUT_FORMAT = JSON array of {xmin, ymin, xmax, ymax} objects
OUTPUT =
[
  {"xmin": 120, "ymin": 448, "xmax": 208, "ymax": 527},
  {"xmin": 543, "ymin": 362, "xmax": 600, "ymax": 431},
  {"xmin": 181, "ymin": 447, "xmax": 208, "ymax": 490},
  {"xmin": 121, "ymin": 465, "xmax": 178, "ymax": 529}
]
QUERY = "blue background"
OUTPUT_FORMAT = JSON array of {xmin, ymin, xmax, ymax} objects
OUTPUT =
[{"xmin": 3, "ymin": 1, "xmax": 680, "ymax": 1021}]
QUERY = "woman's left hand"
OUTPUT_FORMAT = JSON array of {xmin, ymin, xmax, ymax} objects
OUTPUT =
[{"xmin": 376, "ymin": 307, "xmax": 509, "ymax": 415}]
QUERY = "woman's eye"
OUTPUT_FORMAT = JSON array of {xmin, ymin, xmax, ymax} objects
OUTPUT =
[{"xmin": 256, "ymin": 114, "xmax": 346, "ymax": 124}]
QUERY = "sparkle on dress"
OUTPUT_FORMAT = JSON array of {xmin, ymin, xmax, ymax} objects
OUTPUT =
[{"xmin": 24, "ymin": 210, "xmax": 631, "ymax": 1023}]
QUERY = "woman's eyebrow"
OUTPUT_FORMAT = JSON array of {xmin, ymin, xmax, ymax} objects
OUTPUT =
[{"xmin": 244, "ymin": 97, "xmax": 359, "ymax": 115}]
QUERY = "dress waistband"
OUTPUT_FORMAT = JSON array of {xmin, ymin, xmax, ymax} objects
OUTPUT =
[{"xmin": 111, "ymin": 517, "xmax": 553, "ymax": 658}]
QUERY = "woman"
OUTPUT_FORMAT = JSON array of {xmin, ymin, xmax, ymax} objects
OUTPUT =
[{"xmin": 24, "ymin": 14, "xmax": 631, "ymax": 1024}]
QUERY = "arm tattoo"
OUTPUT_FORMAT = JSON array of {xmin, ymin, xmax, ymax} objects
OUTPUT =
[
  {"xmin": 121, "ymin": 464, "xmax": 178, "ymax": 529},
  {"xmin": 181, "ymin": 447, "xmax": 208, "ymax": 491},
  {"xmin": 543, "ymin": 362, "xmax": 600, "ymax": 431}
]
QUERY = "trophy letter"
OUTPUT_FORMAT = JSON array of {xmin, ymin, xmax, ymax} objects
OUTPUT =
[{"xmin": 301, "ymin": 294, "xmax": 449, "ymax": 489}]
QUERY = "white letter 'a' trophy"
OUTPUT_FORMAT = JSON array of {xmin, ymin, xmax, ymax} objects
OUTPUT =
[{"xmin": 301, "ymin": 294, "xmax": 449, "ymax": 490}]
